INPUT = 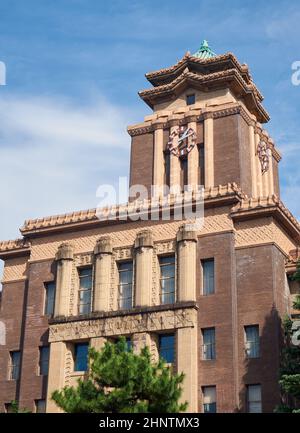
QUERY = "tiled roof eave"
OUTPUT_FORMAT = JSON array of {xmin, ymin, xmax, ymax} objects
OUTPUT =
[
  {"xmin": 15, "ymin": 184, "xmax": 244, "ymax": 237},
  {"xmin": 139, "ymin": 69, "xmax": 269, "ymax": 122},
  {"xmin": 145, "ymin": 52, "xmax": 262, "ymax": 100}
]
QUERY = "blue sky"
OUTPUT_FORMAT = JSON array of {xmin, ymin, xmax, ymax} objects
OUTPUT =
[{"xmin": 0, "ymin": 0, "xmax": 299, "ymax": 253}]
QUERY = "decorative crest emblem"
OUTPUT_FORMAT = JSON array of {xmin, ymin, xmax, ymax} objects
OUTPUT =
[
  {"xmin": 257, "ymin": 140, "xmax": 270, "ymax": 174},
  {"xmin": 168, "ymin": 126, "xmax": 197, "ymax": 158}
]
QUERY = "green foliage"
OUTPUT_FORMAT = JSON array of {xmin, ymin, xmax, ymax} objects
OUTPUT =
[
  {"xmin": 52, "ymin": 337, "xmax": 187, "ymax": 413},
  {"xmin": 276, "ymin": 261, "xmax": 300, "ymax": 412},
  {"xmin": 8, "ymin": 400, "xmax": 31, "ymax": 413}
]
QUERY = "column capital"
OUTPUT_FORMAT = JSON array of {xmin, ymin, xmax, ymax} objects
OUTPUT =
[
  {"xmin": 176, "ymin": 224, "xmax": 197, "ymax": 243},
  {"xmin": 94, "ymin": 236, "xmax": 112, "ymax": 256},
  {"xmin": 55, "ymin": 242, "xmax": 74, "ymax": 261},
  {"xmin": 134, "ymin": 230, "xmax": 154, "ymax": 250}
]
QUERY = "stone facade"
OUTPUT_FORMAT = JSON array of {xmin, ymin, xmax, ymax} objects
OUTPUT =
[{"xmin": 0, "ymin": 47, "xmax": 299, "ymax": 413}]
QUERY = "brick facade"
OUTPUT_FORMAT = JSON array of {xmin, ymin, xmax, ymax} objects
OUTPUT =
[{"xmin": 0, "ymin": 48, "xmax": 299, "ymax": 413}]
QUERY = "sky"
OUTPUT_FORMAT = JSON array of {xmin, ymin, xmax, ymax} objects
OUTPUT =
[{"xmin": 0, "ymin": 0, "xmax": 300, "ymax": 280}]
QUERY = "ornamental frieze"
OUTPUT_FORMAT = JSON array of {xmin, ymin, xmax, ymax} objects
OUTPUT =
[{"xmin": 49, "ymin": 307, "xmax": 197, "ymax": 342}]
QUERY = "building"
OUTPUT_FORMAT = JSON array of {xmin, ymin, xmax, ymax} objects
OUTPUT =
[{"xmin": 0, "ymin": 41, "xmax": 299, "ymax": 413}]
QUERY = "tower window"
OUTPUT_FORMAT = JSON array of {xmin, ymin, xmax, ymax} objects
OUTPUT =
[{"xmin": 186, "ymin": 94, "xmax": 195, "ymax": 105}]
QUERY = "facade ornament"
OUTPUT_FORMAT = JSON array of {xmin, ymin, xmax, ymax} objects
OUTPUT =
[
  {"xmin": 257, "ymin": 140, "xmax": 270, "ymax": 174},
  {"xmin": 168, "ymin": 125, "xmax": 197, "ymax": 158}
]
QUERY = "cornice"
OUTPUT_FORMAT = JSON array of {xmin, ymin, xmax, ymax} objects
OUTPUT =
[
  {"xmin": 231, "ymin": 196, "xmax": 300, "ymax": 243},
  {"xmin": 0, "ymin": 239, "xmax": 31, "ymax": 260}
]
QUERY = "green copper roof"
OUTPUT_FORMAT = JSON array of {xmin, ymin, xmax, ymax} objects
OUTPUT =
[{"xmin": 193, "ymin": 40, "xmax": 216, "ymax": 59}]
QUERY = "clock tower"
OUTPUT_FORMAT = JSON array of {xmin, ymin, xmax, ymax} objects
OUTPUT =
[{"xmin": 128, "ymin": 40, "xmax": 280, "ymax": 201}]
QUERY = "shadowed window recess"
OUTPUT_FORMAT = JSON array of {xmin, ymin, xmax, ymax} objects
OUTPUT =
[{"xmin": 35, "ymin": 399, "xmax": 46, "ymax": 413}]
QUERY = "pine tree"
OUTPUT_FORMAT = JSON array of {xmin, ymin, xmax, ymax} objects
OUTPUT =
[
  {"xmin": 276, "ymin": 261, "xmax": 300, "ymax": 412},
  {"xmin": 52, "ymin": 337, "xmax": 188, "ymax": 413}
]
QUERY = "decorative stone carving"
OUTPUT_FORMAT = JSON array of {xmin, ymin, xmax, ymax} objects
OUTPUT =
[
  {"xmin": 257, "ymin": 140, "xmax": 270, "ymax": 174},
  {"xmin": 49, "ymin": 307, "xmax": 197, "ymax": 343}
]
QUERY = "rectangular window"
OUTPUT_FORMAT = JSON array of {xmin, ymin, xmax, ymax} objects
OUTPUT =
[
  {"xmin": 126, "ymin": 337, "xmax": 132, "ymax": 351},
  {"xmin": 202, "ymin": 259, "xmax": 215, "ymax": 295},
  {"xmin": 159, "ymin": 256, "xmax": 176, "ymax": 304},
  {"xmin": 180, "ymin": 157, "xmax": 188, "ymax": 192},
  {"xmin": 202, "ymin": 328, "xmax": 216, "ymax": 360},
  {"xmin": 186, "ymin": 94, "xmax": 195, "ymax": 105},
  {"xmin": 118, "ymin": 261, "xmax": 133, "ymax": 309},
  {"xmin": 164, "ymin": 151, "xmax": 171, "ymax": 189},
  {"xmin": 202, "ymin": 386, "xmax": 216, "ymax": 413},
  {"xmin": 35, "ymin": 399, "xmax": 46, "ymax": 413},
  {"xmin": 159, "ymin": 334, "xmax": 175, "ymax": 364},
  {"xmin": 78, "ymin": 268, "xmax": 92, "ymax": 315},
  {"xmin": 247, "ymin": 384, "xmax": 262, "ymax": 413},
  {"xmin": 198, "ymin": 143, "xmax": 205, "ymax": 186},
  {"xmin": 39, "ymin": 346, "xmax": 50, "ymax": 376},
  {"xmin": 9, "ymin": 351, "xmax": 21, "ymax": 381},
  {"xmin": 245, "ymin": 325, "xmax": 260, "ymax": 358},
  {"xmin": 44, "ymin": 282, "xmax": 55, "ymax": 316},
  {"xmin": 74, "ymin": 342, "xmax": 89, "ymax": 372}
]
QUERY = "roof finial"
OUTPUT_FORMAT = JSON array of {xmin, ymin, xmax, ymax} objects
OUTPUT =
[{"xmin": 193, "ymin": 40, "xmax": 216, "ymax": 59}]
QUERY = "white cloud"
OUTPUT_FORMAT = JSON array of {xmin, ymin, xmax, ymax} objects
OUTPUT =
[
  {"xmin": 0, "ymin": 93, "xmax": 133, "ymax": 241},
  {"xmin": 0, "ymin": 93, "xmax": 136, "ymax": 287}
]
